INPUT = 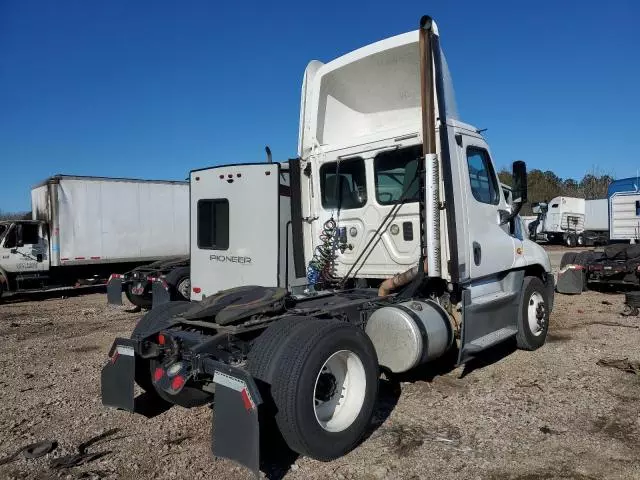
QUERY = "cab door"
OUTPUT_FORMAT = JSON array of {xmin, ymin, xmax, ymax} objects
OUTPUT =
[
  {"xmin": 461, "ymin": 139, "xmax": 517, "ymax": 278},
  {"xmin": 456, "ymin": 132, "xmax": 523, "ymax": 364}
]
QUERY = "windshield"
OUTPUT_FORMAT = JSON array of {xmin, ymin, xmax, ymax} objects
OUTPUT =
[{"xmin": 0, "ymin": 224, "xmax": 8, "ymax": 243}]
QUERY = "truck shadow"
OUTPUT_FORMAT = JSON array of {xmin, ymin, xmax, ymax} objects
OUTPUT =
[
  {"xmin": 247, "ymin": 342, "xmax": 516, "ymax": 479},
  {"xmin": 1, "ymin": 284, "xmax": 106, "ymax": 304},
  {"xmin": 258, "ymin": 377, "xmax": 402, "ymax": 480}
]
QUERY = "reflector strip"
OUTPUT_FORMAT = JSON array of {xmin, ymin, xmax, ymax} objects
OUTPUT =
[
  {"xmin": 213, "ymin": 371, "xmax": 255, "ymax": 409},
  {"xmin": 90, "ymin": 256, "xmax": 100, "ymax": 260},
  {"xmin": 75, "ymin": 257, "xmax": 85, "ymax": 260},
  {"xmin": 61, "ymin": 258, "xmax": 69, "ymax": 261},
  {"xmin": 241, "ymin": 389, "xmax": 253, "ymax": 411},
  {"xmin": 115, "ymin": 345, "xmax": 134, "ymax": 357}
]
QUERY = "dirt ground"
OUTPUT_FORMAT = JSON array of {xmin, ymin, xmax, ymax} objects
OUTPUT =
[{"xmin": 1, "ymin": 250, "xmax": 639, "ymax": 480}]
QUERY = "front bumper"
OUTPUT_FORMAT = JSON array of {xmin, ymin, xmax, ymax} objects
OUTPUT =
[{"xmin": 100, "ymin": 338, "xmax": 263, "ymax": 477}]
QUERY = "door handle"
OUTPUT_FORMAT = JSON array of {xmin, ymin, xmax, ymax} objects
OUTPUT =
[{"xmin": 473, "ymin": 241, "xmax": 481, "ymax": 266}]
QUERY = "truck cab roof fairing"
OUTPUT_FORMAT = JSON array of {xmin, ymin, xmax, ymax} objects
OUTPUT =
[{"xmin": 298, "ymin": 22, "xmax": 459, "ymax": 157}]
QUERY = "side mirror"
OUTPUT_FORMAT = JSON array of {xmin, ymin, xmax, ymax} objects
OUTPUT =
[
  {"xmin": 512, "ymin": 160, "xmax": 527, "ymax": 203},
  {"xmin": 499, "ymin": 160, "xmax": 527, "ymax": 225}
]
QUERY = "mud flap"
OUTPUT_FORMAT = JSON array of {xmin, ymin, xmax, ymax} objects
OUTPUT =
[
  {"xmin": 209, "ymin": 367, "xmax": 263, "ymax": 478},
  {"xmin": 107, "ymin": 276, "xmax": 124, "ymax": 306},
  {"xmin": 556, "ymin": 266, "xmax": 584, "ymax": 295},
  {"xmin": 151, "ymin": 279, "xmax": 171, "ymax": 309},
  {"xmin": 101, "ymin": 338, "xmax": 137, "ymax": 412}
]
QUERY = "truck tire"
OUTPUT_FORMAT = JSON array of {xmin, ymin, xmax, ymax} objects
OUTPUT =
[
  {"xmin": 258, "ymin": 319, "xmax": 379, "ymax": 461},
  {"xmin": 247, "ymin": 316, "xmax": 313, "ymax": 383},
  {"xmin": 560, "ymin": 252, "xmax": 577, "ymax": 268},
  {"xmin": 577, "ymin": 234, "xmax": 585, "ymax": 247},
  {"xmin": 131, "ymin": 301, "xmax": 192, "ymax": 394},
  {"xmin": 516, "ymin": 276, "xmax": 549, "ymax": 351},
  {"xmin": 172, "ymin": 273, "xmax": 191, "ymax": 301},
  {"xmin": 565, "ymin": 234, "xmax": 577, "ymax": 248},
  {"xmin": 125, "ymin": 285, "xmax": 153, "ymax": 310}
]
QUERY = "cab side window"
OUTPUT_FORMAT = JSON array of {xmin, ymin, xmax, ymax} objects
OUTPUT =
[
  {"xmin": 3, "ymin": 226, "xmax": 17, "ymax": 248},
  {"xmin": 467, "ymin": 147, "xmax": 499, "ymax": 205},
  {"xmin": 374, "ymin": 145, "xmax": 422, "ymax": 205},
  {"xmin": 22, "ymin": 224, "xmax": 40, "ymax": 245},
  {"xmin": 320, "ymin": 158, "xmax": 367, "ymax": 210}
]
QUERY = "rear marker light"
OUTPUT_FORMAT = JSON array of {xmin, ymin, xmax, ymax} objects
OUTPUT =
[
  {"xmin": 153, "ymin": 368, "xmax": 164, "ymax": 382},
  {"xmin": 193, "ymin": 287, "xmax": 201, "ymax": 294},
  {"xmin": 158, "ymin": 333, "xmax": 166, "ymax": 345},
  {"xmin": 171, "ymin": 375, "xmax": 185, "ymax": 391},
  {"xmin": 241, "ymin": 388, "xmax": 253, "ymax": 411},
  {"xmin": 219, "ymin": 175, "xmax": 224, "ymax": 179}
]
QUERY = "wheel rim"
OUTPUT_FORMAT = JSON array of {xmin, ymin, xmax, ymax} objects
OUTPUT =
[
  {"xmin": 176, "ymin": 278, "xmax": 191, "ymax": 299},
  {"xmin": 527, "ymin": 292, "xmax": 546, "ymax": 336},
  {"xmin": 313, "ymin": 350, "xmax": 366, "ymax": 433}
]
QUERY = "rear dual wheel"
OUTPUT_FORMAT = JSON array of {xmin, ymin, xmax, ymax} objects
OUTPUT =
[{"xmin": 248, "ymin": 318, "xmax": 379, "ymax": 461}]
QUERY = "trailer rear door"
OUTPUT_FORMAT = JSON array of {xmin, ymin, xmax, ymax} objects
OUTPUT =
[{"xmin": 190, "ymin": 163, "xmax": 281, "ymax": 300}]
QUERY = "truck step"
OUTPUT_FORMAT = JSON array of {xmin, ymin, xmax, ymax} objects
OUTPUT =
[{"xmin": 464, "ymin": 327, "xmax": 517, "ymax": 353}]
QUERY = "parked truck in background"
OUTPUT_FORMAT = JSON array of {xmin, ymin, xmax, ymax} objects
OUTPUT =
[
  {"xmin": 101, "ymin": 17, "xmax": 553, "ymax": 477},
  {"xmin": 0, "ymin": 175, "xmax": 189, "ymax": 300},
  {"xmin": 107, "ymin": 256, "xmax": 190, "ymax": 310},
  {"xmin": 529, "ymin": 196, "xmax": 608, "ymax": 247}
]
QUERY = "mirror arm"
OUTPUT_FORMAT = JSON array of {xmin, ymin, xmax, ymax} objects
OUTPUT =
[{"xmin": 499, "ymin": 200, "xmax": 524, "ymax": 225}]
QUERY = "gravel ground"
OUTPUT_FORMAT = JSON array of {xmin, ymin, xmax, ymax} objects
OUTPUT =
[{"xmin": 1, "ymin": 251, "xmax": 639, "ymax": 480}]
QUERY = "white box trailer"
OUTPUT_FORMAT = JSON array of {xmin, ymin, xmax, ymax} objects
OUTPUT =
[
  {"xmin": 608, "ymin": 177, "xmax": 640, "ymax": 241},
  {"xmin": 584, "ymin": 198, "xmax": 608, "ymax": 231},
  {"xmin": 0, "ymin": 175, "xmax": 188, "ymax": 298}
]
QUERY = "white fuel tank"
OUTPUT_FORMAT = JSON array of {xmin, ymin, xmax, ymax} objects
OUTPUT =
[{"xmin": 365, "ymin": 300, "xmax": 454, "ymax": 373}]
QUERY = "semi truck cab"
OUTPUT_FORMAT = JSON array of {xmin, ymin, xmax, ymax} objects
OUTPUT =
[
  {"xmin": 0, "ymin": 220, "xmax": 50, "ymax": 291},
  {"xmin": 101, "ymin": 16, "xmax": 554, "ymax": 478}
]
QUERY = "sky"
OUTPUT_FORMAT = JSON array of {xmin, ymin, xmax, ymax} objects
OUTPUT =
[{"xmin": 1, "ymin": 0, "xmax": 638, "ymax": 212}]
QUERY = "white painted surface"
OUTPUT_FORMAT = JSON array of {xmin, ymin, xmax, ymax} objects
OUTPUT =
[
  {"xmin": 584, "ymin": 199, "xmax": 608, "ymax": 231},
  {"xmin": 37, "ymin": 177, "xmax": 188, "ymax": 266},
  {"xmin": 189, "ymin": 164, "xmax": 280, "ymax": 300},
  {"xmin": 610, "ymin": 192, "xmax": 640, "ymax": 240},
  {"xmin": 543, "ymin": 196, "xmax": 585, "ymax": 233}
]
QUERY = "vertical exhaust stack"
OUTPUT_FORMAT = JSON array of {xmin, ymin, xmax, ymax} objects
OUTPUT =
[
  {"xmin": 265, "ymin": 146, "xmax": 273, "ymax": 163},
  {"xmin": 378, "ymin": 15, "xmax": 442, "ymax": 297},
  {"xmin": 419, "ymin": 16, "xmax": 442, "ymax": 278}
]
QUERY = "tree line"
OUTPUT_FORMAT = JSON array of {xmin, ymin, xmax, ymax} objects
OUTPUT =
[{"xmin": 498, "ymin": 167, "xmax": 613, "ymax": 215}]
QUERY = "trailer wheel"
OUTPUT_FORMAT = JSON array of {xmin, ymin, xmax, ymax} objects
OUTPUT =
[
  {"xmin": 131, "ymin": 301, "xmax": 191, "ymax": 394},
  {"xmin": 125, "ymin": 286, "xmax": 153, "ymax": 310},
  {"xmin": 172, "ymin": 275, "xmax": 191, "ymax": 301},
  {"xmin": 560, "ymin": 252, "xmax": 577, "ymax": 268},
  {"xmin": 565, "ymin": 234, "xmax": 577, "ymax": 248},
  {"xmin": 263, "ymin": 320, "xmax": 379, "ymax": 461},
  {"xmin": 516, "ymin": 276, "xmax": 549, "ymax": 351}
]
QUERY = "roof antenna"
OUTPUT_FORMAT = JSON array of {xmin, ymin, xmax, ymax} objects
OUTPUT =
[{"xmin": 265, "ymin": 146, "xmax": 272, "ymax": 163}]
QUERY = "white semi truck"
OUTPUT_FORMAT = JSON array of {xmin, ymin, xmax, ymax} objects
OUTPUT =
[
  {"xmin": 530, "ymin": 196, "xmax": 608, "ymax": 247},
  {"xmin": 0, "ymin": 175, "xmax": 189, "ymax": 300},
  {"xmin": 101, "ymin": 17, "xmax": 553, "ymax": 477}
]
